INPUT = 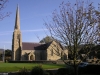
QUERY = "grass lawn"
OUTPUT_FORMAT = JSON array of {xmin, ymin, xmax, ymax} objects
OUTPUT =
[{"xmin": 0, "ymin": 62, "xmax": 65, "ymax": 72}]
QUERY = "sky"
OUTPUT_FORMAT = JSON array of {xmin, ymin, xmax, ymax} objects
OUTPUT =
[{"xmin": 0, "ymin": 0, "xmax": 99, "ymax": 49}]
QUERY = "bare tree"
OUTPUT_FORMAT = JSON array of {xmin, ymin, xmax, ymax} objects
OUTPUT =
[
  {"xmin": 45, "ymin": 0, "xmax": 100, "ymax": 75},
  {"xmin": 0, "ymin": 0, "xmax": 10, "ymax": 21}
]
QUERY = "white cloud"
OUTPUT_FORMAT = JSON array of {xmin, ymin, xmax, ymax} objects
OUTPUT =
[
  {"xmin": 0, "ymin": 28, "xmax": 48, "ymax": 36},
  {"xmin": 22, "ymin": 29, "xmax": 48, "ymax": 32}
]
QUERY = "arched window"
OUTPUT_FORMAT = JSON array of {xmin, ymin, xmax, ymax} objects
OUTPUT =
[{"xmin": 51, "ymin": 49, "xmax": 53, "ymax": 56}]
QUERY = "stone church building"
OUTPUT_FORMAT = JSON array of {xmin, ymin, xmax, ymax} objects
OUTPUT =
[{"xmin": 12, "ymin": 6, "xmax": 68, "ymax": 61}]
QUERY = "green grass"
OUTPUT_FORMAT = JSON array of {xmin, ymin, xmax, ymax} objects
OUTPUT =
[{"xmin": 0, "ymin": 63, "xmax": 65, "ymax": 72}]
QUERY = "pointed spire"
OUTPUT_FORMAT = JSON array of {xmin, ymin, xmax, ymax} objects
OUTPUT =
[{"xmin": 15, "ymin": 4, "xmax": 20, "ymax": 30}]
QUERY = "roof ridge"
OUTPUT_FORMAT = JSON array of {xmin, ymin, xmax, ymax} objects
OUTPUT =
[
  {"xmin": 22, "ymin": 42, "xmax": 43, "ymax": 44},
  {"xmin": 0, "ymin": 48, "xmax": 4, "ymax": 50}
]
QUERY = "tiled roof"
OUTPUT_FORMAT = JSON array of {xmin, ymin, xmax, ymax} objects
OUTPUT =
[
  {"xmin": 0, "ymin": 49, "xmax": 4, "ymax": 51},
  {"xmin": 22, "ymin": 41, "xmax": 63, "ymax": 50},
  {"xmin": 34, "ymin": 42, "xmax": 52, "ymax": 50},
  {"xmin": 0, "ymin": 49, "xmax": 4, "ymax": 53},
  {"xmin": 22, "ymin": 42, "xmax": 42, "ymax": 50},
  {"xmin": 22, "ymin": 42, "xmax": 52, "ymax": 50}
]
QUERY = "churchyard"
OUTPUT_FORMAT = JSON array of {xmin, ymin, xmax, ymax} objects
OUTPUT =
[
  {"xmin": 0, "ymin": 62, "xmax": 65, "ymax": 72},
  {"xmin": 0, "ymin": 62, "xmax": 100, "ymax": 75}
]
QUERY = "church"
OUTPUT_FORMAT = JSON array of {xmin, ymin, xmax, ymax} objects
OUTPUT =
[{"xmin": 12, "ymin": 6, "xmax": 68, "ymax": 61}]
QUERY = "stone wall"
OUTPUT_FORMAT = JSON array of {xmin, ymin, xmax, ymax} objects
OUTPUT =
[
  {"xmin": 21, "ymin": 50, "xmax": 46, "ymax": 60},
  {"xmin": 21, "ymin": 50, "xmax": 35, "ymax": 60},
  {"xmin": 12, "ymin": 30, "xmax": 22, "ymax": 61},
  {"xmin": 47, "ymin": 41, "xmax": 62, "ymax": 60}
]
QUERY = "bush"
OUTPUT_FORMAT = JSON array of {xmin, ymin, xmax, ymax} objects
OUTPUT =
[
  {"xmin": 56, "ymin": 66, "xmax": 74, "ymax": 75},
  {"xmin": 67, "ymin": 66, "xmax": 74, "ymax": 75},
  {"xmin": 84, "ymin": 65, "xmax": 100, "ymax": 74},
  {"xmin": 8, "ymin": 60, "xmax": 56, "ymax": 64},
  {"xmin": 46, "ymin": 70, "xmax": 54, "ymax": 75},
  {"xmin": 31, "ymin": 65, "xmax": 44, "ymax": 75},
  {"xmin": 56, "ymin": 68, "xmax": 68, "ymax": 75},
  {"xmin": 18, "ymin": 67, "xmax": 29, "ymax": 75}
]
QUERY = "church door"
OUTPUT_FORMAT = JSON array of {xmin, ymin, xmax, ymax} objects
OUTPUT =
[{"xmin": 30, "ymin": 55, "xmax": 34, "ymax": 60}]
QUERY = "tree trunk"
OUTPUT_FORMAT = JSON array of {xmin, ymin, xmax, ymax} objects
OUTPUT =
[{"xmin": 74, "ymin": 59, "xmax": 78, "ymax": 75}]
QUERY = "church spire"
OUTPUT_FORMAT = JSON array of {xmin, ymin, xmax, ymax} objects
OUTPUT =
[
  {"xmin": 12, "ymin": 4, "xmax": 22, "ymax": 61},
  {"xmin": 15, "ymin": 5, "xmax": 20, "ymax": 30}
]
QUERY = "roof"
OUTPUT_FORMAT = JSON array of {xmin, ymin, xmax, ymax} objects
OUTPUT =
[
  {"xmin": 22, "ymin": 42, "xmax": 42, "ymax": 50},
  {"xmin": 34, "ymin": 42, "xmax": 52, "ymax": 50},
  {"xmin": 22, "ymin": 41, "xmax": 63, "ymax": 50},
  {"xmin": 0, "ymin": 49, "xmax": 4, "ymax": 51},
  {"xmin": 0, "ymin": 49, "xmax": 4, "ymax": 53}
]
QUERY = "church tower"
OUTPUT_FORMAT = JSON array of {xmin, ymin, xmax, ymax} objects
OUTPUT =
[{"xmin": 12, "ymin": 5, "xmax": 22, "ymax": 60}]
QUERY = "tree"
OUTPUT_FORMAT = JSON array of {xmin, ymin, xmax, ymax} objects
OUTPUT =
[
  {"xmin": 39, "ymin": 36, "xmax": 54, "ymax": 43},
  {"xmin": 0, "ymin": 53, "xmax": 2, "ymax": 60},
  {"xmin": 5, "ymin": 49, "xmax": 12, "ymax": 57},
  {"xmin": 45, "ymin": 0, "xmax": 100, "ymax": 75},
  {"xmin": 4, "ymin": 49, "xmax": 12, "ymax": 61},
  {"xmin": 0, "ymin": 0, "xmax": 10, "ymax": 21}
]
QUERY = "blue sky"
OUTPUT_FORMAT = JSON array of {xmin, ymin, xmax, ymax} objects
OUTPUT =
[{"xmin": 0, "ymin": 0, "xmax": 99, "ymax": 49}]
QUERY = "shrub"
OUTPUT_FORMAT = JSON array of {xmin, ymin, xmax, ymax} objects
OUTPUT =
[
  {"xmin": 31, "ymin": 65, "xmax": 44, "ymax": 75},
  {"xmin": 18, "ymin": 67, "xmax": 29, "ymax": 75},
  {"xmin": 8, "ymin": 60, "xmax": 56, "ymax": 64},
  {"xmin": 56, "ymin": 68, "xmax": 68, "ymax": 75},
  {"xmin": 56, "ymin": 66, "xmax": 74, "ymax": 75},
  {"xmin": 84, "ymin": 65, "xmax": 100, "ymax": 74},
  {"xmin": 46, "ymin": 70, "xmax": 54, "ymax": 75}
]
